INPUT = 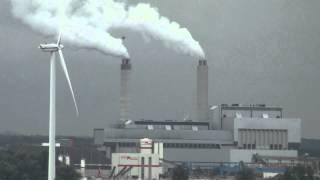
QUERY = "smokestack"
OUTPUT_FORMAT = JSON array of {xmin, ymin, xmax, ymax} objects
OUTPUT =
[
  {"xmin": 197, "ymin": 60, "xmax": 209, "ymax": 122},
  {"xmin": 120, "ymin": 58, "xmax": 132, "ymax": 122}
]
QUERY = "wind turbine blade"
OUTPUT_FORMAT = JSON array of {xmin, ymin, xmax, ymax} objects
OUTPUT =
[
  {"xmin": 58, "ymin": 50, "xmax": 79, "ymax": 116},
  {"xmin": 57, "ymin": 31, "xmax": 62, "ymax": 45}
]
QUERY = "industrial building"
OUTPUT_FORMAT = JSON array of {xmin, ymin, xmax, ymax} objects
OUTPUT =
[{"xmin": 93, "ymin": 59, "xmax": 301, "ymax": 176}]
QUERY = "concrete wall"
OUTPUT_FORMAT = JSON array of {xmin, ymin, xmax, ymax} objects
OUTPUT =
[
  {"xmin": 94, "ymin": 129, "xmax": 104, "ymax": 145},
  {"xmin": 100, "ymin": 128, "xmax": 233, "ymax": 144},
  {"xmin": 165, "ymin": 148, "xmax": 230, "ymax": 162},
  {"xmin": 165, "ymin": 149, "xmax": 297, "ymax": 163},
  {"xmin": 222, "ymin": 117, "xmax": 235, "ymax": 131}
]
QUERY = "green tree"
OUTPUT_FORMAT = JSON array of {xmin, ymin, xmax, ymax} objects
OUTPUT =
[
  {"xmin": 56, "ymin": 165, "xmax": 80, "ymax": 180},
  {"xmin": 0, "ymin": 147, "xmax": 80, "ymax": 180}
]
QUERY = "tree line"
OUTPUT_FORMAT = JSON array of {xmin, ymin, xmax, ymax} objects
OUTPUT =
[{"xmin": 0, "ymin": 146, "xmax": 80, "ymax": 180}]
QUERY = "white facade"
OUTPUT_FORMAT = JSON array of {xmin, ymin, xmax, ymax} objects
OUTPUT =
[
  {"xmin": 233, "ymin": 118, "xmax": 301, "ymax": 144},
  {"xmin": 111, "ymin": 138, "xmax": 163, "ymax": 180},
  {"xmin": 140, "ymin": 138, "xmax": 153, "ymax": 154},
  {"xmin": 112, "ymin": 153, "xmax": 161, "ymax": 180}
]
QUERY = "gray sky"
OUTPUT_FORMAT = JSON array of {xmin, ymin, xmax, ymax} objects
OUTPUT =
[{"xmin": 0, "ymin": 0, "xmax": 319, "ymax": 138}]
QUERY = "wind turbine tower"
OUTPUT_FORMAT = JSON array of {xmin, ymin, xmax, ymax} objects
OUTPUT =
[{"xmin": 39, "ymin": 34, "xmax": 78, "ymax": 180}]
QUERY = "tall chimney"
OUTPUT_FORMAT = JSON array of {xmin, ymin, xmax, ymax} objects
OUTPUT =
[
  {"xmin": 120, "ymin": 58, "xmax": 132, "ymax": 122},
  {"xmin": 197, "ymin": 59, "xmax": 209, "ymax": 122}
]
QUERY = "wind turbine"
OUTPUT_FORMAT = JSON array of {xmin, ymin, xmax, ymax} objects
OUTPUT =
[{"xmin": 39, "ymin": 33, "xmax": 79, "ymax": 180}]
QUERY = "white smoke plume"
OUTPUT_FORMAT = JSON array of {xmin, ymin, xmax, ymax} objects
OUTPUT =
[{"xmin": 10, "ymin": 0, "xmax": 205, "ymax": 59}]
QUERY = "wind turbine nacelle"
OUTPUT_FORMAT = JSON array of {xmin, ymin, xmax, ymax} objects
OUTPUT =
[{"xmin": 39, "ymin": 44, "xmax": 64, "ymax": 52}]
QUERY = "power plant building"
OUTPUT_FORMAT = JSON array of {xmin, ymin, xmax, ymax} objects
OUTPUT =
[{"xmin": 94, "ymin": 59, "xmax": 301, "ymax": 166}]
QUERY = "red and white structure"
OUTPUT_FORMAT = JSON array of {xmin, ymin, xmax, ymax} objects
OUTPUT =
[{"xmin": 111, "ymin": 138, "xmax": 163, "ymax": 180}]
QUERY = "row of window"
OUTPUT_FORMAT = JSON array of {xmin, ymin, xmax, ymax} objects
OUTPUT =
[
  {"xmin": 144, "ymin": 125, "xmax": 205, "ymax": 131},
  {"xmin": 119, "ymin": 143, "xmax": 137, "ymax": 147},
  {"xmin": 164, "ymin": 143, "xmax": 220, "ymax": 149},
  {"xmin": 242, "ymin": 144, "xmax": 284, "ymax": 150},
  {"xmin": 119, "ymin": 142, "xmax": 221, "ymax": 149},
  {"xmin": 270, "ymin": 144, "xmax": 284, "ymax": 150},
  {"xmin": 223, "ymin": 113, "xmax": 281, "ymax": 119}
]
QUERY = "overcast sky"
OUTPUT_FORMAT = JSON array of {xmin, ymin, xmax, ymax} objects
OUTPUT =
[{"xmin": 0, "ymin": 0, "xmax": 320, "ymax": 138}]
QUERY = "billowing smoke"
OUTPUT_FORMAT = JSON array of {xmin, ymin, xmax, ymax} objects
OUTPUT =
[{"xmin": 10, "ymin": 0, "xmax": 205, "ymax": 59}]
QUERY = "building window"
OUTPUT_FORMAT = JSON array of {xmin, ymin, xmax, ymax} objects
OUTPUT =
[
  {"xmin": 164, "ymin": 143, "xmax": 219, "ymax": 149},
  {"xmin": 119, "ymin": 142, "xmax": 136, "ymax": 147},
  {"xmin": 270, "ymin": 144, "xmax": 273, "ymax": 150}
]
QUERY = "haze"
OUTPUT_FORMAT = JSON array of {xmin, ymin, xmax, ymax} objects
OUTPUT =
[{"xmin": 0, "ymin": 0, "xmax": 319, "ymax": 138}]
